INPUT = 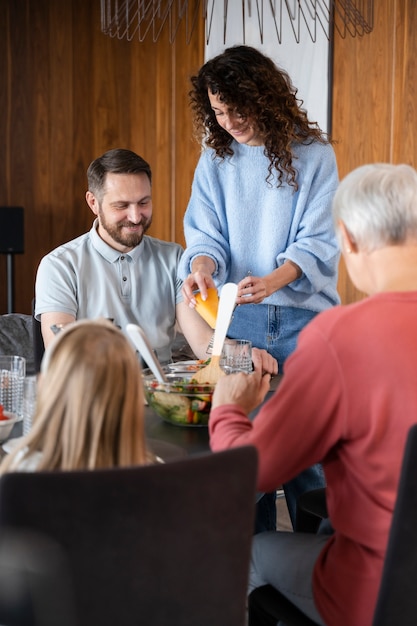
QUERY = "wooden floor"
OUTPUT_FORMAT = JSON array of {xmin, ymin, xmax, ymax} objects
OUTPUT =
[{"xmin": 276, "ymin": 490, "xmax": 292, "ymax": 531}]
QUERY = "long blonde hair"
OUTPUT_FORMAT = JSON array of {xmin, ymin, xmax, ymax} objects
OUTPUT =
[{"xmin": 0, "ymin": 319, "xmax": 154, "ymax": 473}]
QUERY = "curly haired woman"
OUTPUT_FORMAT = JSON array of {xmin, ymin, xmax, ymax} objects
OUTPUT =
[{"xmin": 179, "ymin": 45, "xmax": 340, "ymax": 530}]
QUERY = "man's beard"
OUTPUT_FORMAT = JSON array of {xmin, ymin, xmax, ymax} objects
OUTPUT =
[{"xmin": 98, "ymin": 207, "xmax": 152, "ymax": 249}]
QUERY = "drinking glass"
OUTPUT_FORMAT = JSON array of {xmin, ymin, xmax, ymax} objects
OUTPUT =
[
  {"xmin": 0, "ymin": 355, "xmax": 26, "ymax": 419},
  {"xmin": 22, "ymin": 375, "xmax": 38, "ymax": 436},
  {"xmin": 221, "ymin": 340, "xmax": 252, "ymax": 374}
]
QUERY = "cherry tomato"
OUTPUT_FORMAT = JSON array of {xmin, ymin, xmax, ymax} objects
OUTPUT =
[{"xmin": 0, "ymin": 405, "xmax": 8, "ymax": 421}]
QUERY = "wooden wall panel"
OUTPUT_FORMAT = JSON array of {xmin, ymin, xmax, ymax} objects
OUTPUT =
[
  {"xmin": 172, "ymin": 20, "xmax": 206, "ymax": 245},
  {"xmin": 331, "ymin": 0, "xmax": 417, "ymax": 305},
  {"xmin": 0, "ymin": 0, "xmax": 204, "ymax": 314},
  {"xmin": 152, "ymin": 33, "xmax": 174, "ymax": 242},
  {"xmin": 392, "ymin": 1, "xmax": 417, "ymax": 164},
  {"xmin": 1, "ymin": 0, "xmax": 416, "ymax": 314}
]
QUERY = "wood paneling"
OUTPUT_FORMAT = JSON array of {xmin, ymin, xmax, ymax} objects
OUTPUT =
[
  {"xmin": 0, "ymin": 0, "xmax": 204, "ymax": 313},
  {"xmin": 392, "ymin": 1, "xmax": 417, "ymax": 164},
  {"xmin": 1, "ymin": 0, "xmax": 417, "ymax": 313},
  {"xmin": 332, "ymin": 0, "xmax": 417, "ymax": 304}
]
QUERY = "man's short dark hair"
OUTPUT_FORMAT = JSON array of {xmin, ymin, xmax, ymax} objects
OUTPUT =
[{"xmin": 87, "ymin": 149, "xmax": 152, "ymax": 199}]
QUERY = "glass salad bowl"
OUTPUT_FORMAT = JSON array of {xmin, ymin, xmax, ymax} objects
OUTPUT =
[{"xmin": 142, "ymin": 368, "xmax": 214, "ymax": 427}]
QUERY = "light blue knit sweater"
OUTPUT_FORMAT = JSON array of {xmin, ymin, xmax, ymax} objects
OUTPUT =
[{"xmin": 179, "ymin": 140, "xmax": 340, "ymax": 312}]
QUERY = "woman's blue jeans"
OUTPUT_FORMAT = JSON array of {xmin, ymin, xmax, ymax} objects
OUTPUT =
[{"xmin": 227, "ymin": 303, "xmax": 317, "ymax": 374}]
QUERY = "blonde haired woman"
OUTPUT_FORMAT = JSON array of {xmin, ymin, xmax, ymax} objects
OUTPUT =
[{"xmin": 0, "ymin": 319, "xmax": 155, "ymax": 473}]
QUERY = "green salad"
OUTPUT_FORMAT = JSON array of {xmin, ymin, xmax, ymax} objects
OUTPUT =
[{"xmin": 144, "ymin": 378, "xmax": 214, "ymax": 426}]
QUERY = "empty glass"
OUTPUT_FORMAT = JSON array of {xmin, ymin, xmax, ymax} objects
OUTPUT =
[
  {"xmin": 221, "ymin": 340, "xmax": 252, "ymax": 374},
  {"xmin": 22, "ymin": 375, "xmax": 38, "ymax": 436},
  {"xmin": 0, "ymin": 355, "xmax": 26, "ymax": 419}
]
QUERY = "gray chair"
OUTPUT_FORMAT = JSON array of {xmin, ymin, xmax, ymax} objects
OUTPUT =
[
  {"xmin": 0, "ymin": 313, "xmax": 36, "ymax": 375},
  {"xmin": 0, "ymin": 447, "xmax": 258, "ymax": 626},
  {"xmin": 248, "ymin": 423, "xmax": 417, "ymax": 626}
]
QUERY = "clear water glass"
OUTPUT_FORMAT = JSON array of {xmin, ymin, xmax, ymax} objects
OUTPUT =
[
  {"xmin": 22, "ymin": 375, "xmax": 38, "ymax": 436},
  {"xmin": 221, "ymin": 340, "xmax": 252, "ymax": 374},
  {"xmin": 0, "ymin": 355, "xmax": 26, "ymax": 419}
]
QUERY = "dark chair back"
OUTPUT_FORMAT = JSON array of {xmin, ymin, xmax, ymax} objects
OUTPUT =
[
  {"xmin": 0, "ymin": 529, "xmax": 76, "ymax": 626},
  {"xmin": 295, "ymin": 487, "xmax": 328, "ymax": 533},
  {"xmin": 0, "ymin": 447, "xmax": 258, "ymax": 626},
  {"xmin": 248, "ymin": 423, "xmax": 417, "ymax": 626},
  {"xmin": 372, "ymin": 422, "xmax": 417, "ymax": 626}
]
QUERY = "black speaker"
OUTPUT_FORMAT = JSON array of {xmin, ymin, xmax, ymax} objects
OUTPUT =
[{"xmin": 0, "ymin": 206, "xmax": 24, "ymax": 253}]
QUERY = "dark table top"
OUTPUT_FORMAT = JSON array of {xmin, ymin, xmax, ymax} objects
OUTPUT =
[
  {"xmin": 1, "ymin": 376, "xmax": 281, "ymax": 464},
  {"xmin": 144, "ymin": 374, "xmax": 281, "ymax": 462},
  {"xmin": 145, "ymin": 405, "xmax": 210, "ymax": 461}
]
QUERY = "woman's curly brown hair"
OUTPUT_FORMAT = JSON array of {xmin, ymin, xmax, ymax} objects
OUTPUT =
[{"xmin": 189, "ymin": 45, "xmax": 329, "ymax": 190}]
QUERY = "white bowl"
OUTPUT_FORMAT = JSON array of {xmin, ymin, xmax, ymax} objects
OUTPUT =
[{"xmin": 0, "ymin": 412, "xmax": 22, "ymax": 443}]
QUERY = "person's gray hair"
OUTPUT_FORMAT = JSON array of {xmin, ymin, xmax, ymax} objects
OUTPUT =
[{"xmin": 332, "ymin": 163, "xmax": 417, "ymax": 252}]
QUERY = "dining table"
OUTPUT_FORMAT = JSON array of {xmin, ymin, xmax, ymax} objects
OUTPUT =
[
  {"xmin": 145, "ymin": 404, "xmax": 209, "ymax": 460},
  {"xmin": 1, "ymin": 374, "xmax": 281, "ymax": 465},
  {"xmin": 145, "ymin": 373, "xmax": 282, "ymax": 463}
]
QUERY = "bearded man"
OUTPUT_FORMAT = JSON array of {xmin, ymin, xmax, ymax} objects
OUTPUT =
[{"xmin": 35, "ymin": 148, "xmax": 215, "ymax": 362}]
